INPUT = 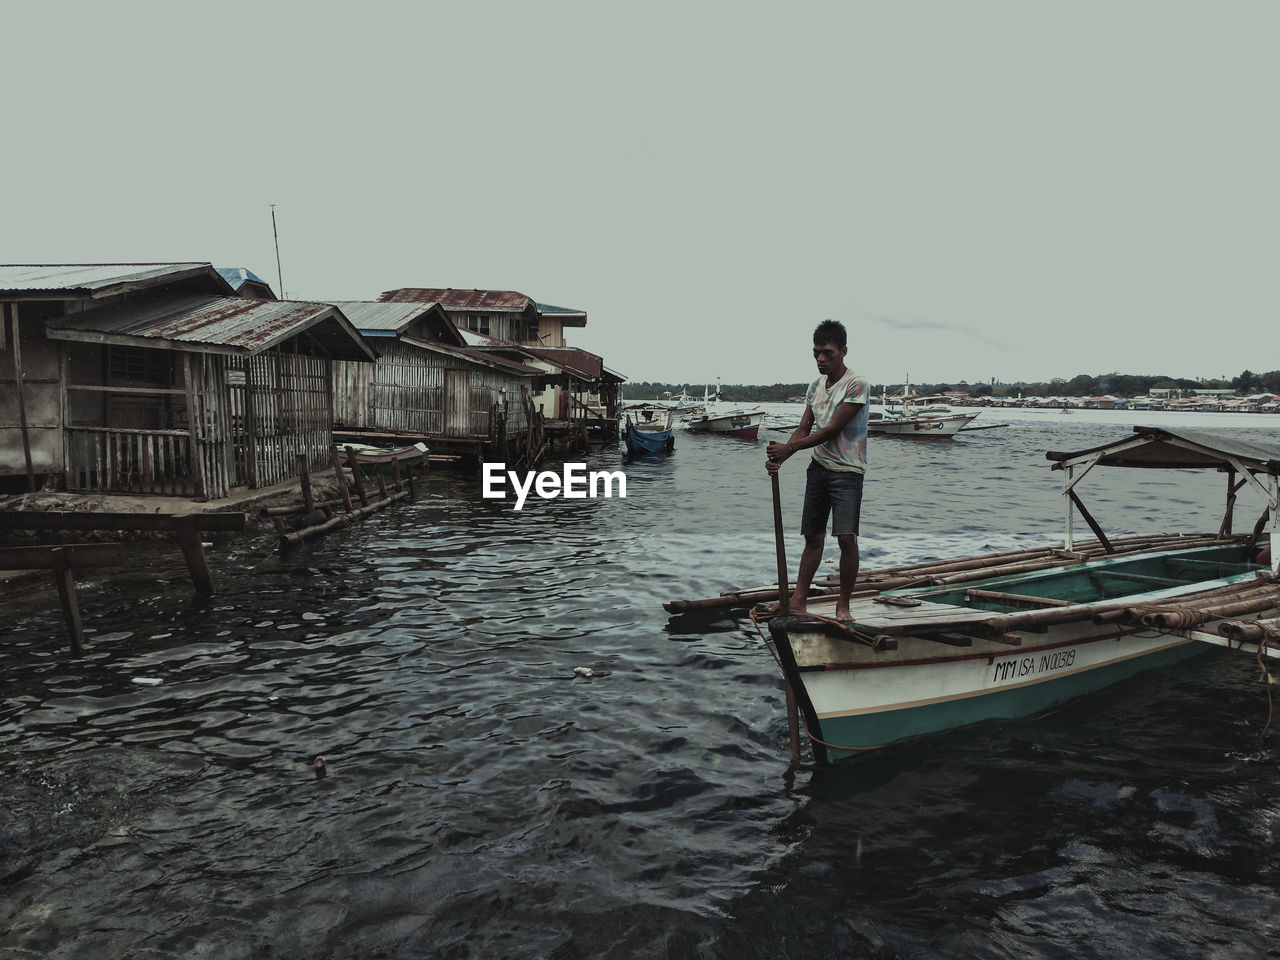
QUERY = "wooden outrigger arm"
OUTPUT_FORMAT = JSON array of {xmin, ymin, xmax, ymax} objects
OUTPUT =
[{"xmin": 1178, "ymin": 621, "xmax": 1280, "ymax": 662}]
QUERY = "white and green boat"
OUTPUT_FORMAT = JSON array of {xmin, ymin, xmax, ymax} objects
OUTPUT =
[{"xmin": 761, "ymin": 427, "xmax": 1280, "ymax": 763}]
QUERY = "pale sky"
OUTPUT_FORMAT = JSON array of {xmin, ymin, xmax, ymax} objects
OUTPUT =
[{"xmin": 3, "ymin": 1, "xmax": 1274, "ymax": 388}]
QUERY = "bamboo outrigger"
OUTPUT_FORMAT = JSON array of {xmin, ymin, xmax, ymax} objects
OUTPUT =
[{"xmin": 672, "ymin": 427, "xmax": 1280, "ymax": 763}]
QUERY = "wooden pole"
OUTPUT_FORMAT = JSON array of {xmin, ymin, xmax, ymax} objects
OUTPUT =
[
  {"xmin": 50, "ymin": 547, "xmax": 85, "ymax": 655},
  {"xmin": 329, "ymin": 444, "xmax": 354, "ymax": 513},
  {"xmin": 182, "ymin": 354, "xmax": 207, "ymax": 502},
  {"xmin": 770, "ymin": 468, "xmax": 801, "ymax": 762},
  {"xmin": 1066, "ymin": 489, "xmax": 1114, "ymax": 554},
  {"xmin": 343, "ymin": 446, "xmax": 369, "ymax": 507},
  {"xmin": 172, "ymin": 514, "xmax": 215, "ymax": 597},
  {"xmin": 770, "ymin": 472, "xmax": 789, "ymax": 614},
  {"xmin": 9, "ymin": 305, "xmax": 36, "ymax": 492},
  {"xmin": 297, "ymin": 454, "xmax": 314, "ymax": 514}
]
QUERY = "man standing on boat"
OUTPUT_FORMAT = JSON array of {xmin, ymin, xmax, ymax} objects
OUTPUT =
[{"xmin": 765, "ymin": 319, "xmax": 870, "ymax": 621}]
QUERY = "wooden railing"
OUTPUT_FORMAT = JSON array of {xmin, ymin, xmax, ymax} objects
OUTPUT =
[{"xmin": 65, "ymin": 426, "xmax": 196, "ymax": 497}]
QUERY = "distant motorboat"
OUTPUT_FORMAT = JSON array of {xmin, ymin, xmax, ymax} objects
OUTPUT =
[
  {"xmin": 684, "ymin": 408, "xmax": 763, "ymax": 439},
  {"xmin": 870, "ymin": 379, "xmax": 979, "ymax": 438},
  {"xmin": 868, "ymin": 410, "xmax": 978, "ymax": 438}
]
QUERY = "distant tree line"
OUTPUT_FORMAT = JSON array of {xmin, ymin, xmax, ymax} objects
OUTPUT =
[{"xmin": 626, "ymin": 371, "xmax": 1280, "ymax": 402}]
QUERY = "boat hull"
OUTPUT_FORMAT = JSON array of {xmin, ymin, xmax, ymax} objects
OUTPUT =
[
  {"xmin": 624, "ymin": 411, "xmax": 675, "ymax": 454},
  {"xmin": 347, "ymin": 442, "xmax": 430, "ymax": 475},
  {"xmin": 867, "ymin": 413, "xmax": 977, "ymax": 437},
  {"xmin": 777, "ymin": 624, "xmax": 1209, "ymax": 760},
  {"xmin": 767, "ymin": 541, "xmax": 1277, "ymax": 762},
  {"xmin": 625, "ymin": 425, "xmax": 674, "ymax": 454},
  {"xmin": 686, "ymin": 410, "xmax": 763, "ymax": 439}
]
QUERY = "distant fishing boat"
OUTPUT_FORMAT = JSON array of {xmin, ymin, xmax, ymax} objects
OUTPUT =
[
  {"xmin": 867, "ymin": 410, "xmax": 978, "ymax": 437},
  {"xmin": 684, "ymin": 408, "xmax": 763, "ymax": 439},
  {"xmin": 625, "ymin": 406, "xmax": 675, "ymax": 454},
  {"xmin": 869, "ymin": 380, "xmax": 979, "ymax": 438},
  {"xmin": 666, "ymin": 426, "xmax": 1280, "ymax": 762}
]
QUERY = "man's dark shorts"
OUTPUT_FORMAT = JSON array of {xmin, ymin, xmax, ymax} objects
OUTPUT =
[{"xmin": 801, "ymin": 462, "xmax": 864, "ymax": 537}]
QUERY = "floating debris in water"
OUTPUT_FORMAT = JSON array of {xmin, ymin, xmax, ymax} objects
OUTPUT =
[
  {"xmin": 131, "ymin": 677, "xmax": 163, "ymax": 686},
  {"xmin": 573, "ymin": 666, "xmax": 594, "ymax": 678},
  {"xmin": 314, "ymin": 755, "xmax": 327, "ymax": 780}
]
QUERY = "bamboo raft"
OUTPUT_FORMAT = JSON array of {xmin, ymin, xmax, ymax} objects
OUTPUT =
[
  {"xmin": 665, "ymin": 532, "xmax": 1280, "ymax": 654},
  {"xmin": 663, "ymin": 532, "xmax": 1249, "ymax": 614}
]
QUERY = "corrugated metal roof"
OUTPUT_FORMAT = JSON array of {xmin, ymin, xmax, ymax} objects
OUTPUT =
[
  {"xmin": 520, "ymin": 346, "xmax": 604, "ymax": 380},
  {"xmin": 536, "ymin": 301, "xmax": 588, "ymax": 327},
  {"xmin": 402, "ymin": 336, "xmax": 543, "ymax": 377},
  {"xmin": 331, "ymin": 300, "xmax": 441, "ymax": 333},
  {"xmin": 458, "ymin": 329, "xmax": 506, "ymax": 347},
  {"xmin": 456, "ymin": 330, "xmax": 606, "ymax": 379},
  {"xmin": 0, "ymin": 263, "xmax": 219, "ymax": 297},
  {"xmin": 45, "ymin": 293, "xmax": 375, "ymax": 361},
  {"xmin": 380, "ymin": 288, "xmax": 533, "ymax": 311},
  {"xmin": 216, "ymin": 266, "xmax": 267, "ymax": 286}
]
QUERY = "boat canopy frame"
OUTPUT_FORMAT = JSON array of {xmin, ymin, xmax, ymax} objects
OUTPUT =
[{"xmin": 1047, "ymin": 426, "xmax": 1280, "ymax": 571}]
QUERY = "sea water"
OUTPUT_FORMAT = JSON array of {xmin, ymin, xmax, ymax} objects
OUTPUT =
[{"xmin": 2, "ymin": 406, "xmax": 1278, "ymax": 958}]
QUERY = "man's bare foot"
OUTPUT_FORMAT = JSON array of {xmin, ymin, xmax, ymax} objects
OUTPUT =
[
  {"xmin": 763, "ymin": 596, "xmax": 806, "ymax": 615},
  {"xmin": 834, "ymin": 604, "xmax": 853, "ymax": 622}
]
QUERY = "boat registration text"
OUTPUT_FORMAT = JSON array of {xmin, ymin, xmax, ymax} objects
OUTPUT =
[{"xmin": 991, "ymin": 649, "xmax": 1077, "ymax": 684}]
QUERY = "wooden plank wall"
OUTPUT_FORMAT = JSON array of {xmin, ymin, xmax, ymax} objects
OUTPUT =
[
  {"xmin": 188, "ymin": 353, "xmax": 233, "ymax": 500},
  {"xmin": 333, "ymin": 342, "xmax": 530, "ymax": 441},
  {"xmin": 1, "ymin": 307, "xmax": 64, "ymax": 477},
  {"xmin": 231, "ymin": 352, "xmax": 333, "ymax": 488}
]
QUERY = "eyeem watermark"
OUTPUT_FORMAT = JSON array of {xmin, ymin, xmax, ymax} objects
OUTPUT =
[{"xmin": 482, "ymin": 463, "xmax": 627, "ymax": 510}]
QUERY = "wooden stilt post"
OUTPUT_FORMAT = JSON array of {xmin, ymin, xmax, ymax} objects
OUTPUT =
[
  {"xmin": 9, "ymin": 305, "xmax": 36, "ymax": 493},
  {"xmin": 50, "ymin": 547, "xmax": 85, "ymax": 655},
  {"xmin": 172, "ymin": 514, "xmax": 215, "ymax": 597},
  {"xmin": 344, "ymin": 446, "xmax": 369, "ymax": 506},
  {"xmin": 390, "ymin": 458, "xmax": 402, "ymax": 492},
  {"xmin": 329, "ymin": 444, "xmax": 354, "ymax": 513},
  {"xmin": 297, "ymin": 454, "xmax": 314, "ymax": 514}
]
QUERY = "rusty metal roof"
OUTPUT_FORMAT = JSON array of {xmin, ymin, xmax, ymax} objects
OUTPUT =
[
  {"xmin": 402, "ymin": 336, "xmax": 543, "ymax": 377},
  {"xmin": 0, "ymin": 263, "xmax": 230, "ymax": 299},
  {"xmin": 456, "ymin": 330, "xmax": 606, "ymax": 380},
  {"xmin": 45, "ymin": 292, "xmax": 375, "ymax": 361},
  {"xmin": 519, "ymin": 346, "xmax": 604, "ymax": 380},
  {"xmin": 379, "ymin": 288, "xmax": 533, "ymax": 311}
]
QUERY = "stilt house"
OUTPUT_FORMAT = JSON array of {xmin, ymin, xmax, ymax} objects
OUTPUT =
[
  {"xmin": 378, "ymin": 287, "xmax": 620, "ymax": 424},
  {"xmin": 0, "ymin": 263, "xmax": 374, "ymax": 500},
  {"xmin": 330, "ymin": 300, "xmax": 541, "ymax": 448}
]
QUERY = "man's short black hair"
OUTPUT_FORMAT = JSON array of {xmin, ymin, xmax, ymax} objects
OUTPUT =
[{"xmin": 813, "ymin": 319, "xmax": 847, "ymax": 349}]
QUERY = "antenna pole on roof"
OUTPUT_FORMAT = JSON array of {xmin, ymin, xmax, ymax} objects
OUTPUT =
[{"xmin": 270, "ymin": 204, "xmax": 285, "ymax": 299}]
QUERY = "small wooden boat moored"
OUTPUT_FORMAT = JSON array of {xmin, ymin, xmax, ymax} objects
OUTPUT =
[
  {"xmin": 344, "ymin": 441, "xmax": 431, "ymax": 476},
  {"xmin": 625, "ymin": 406, "xmax": 675, "ymax": 454},
  {"xmin": 667, "ymin": 426, "xmax": 1280, "ymax": 762}
]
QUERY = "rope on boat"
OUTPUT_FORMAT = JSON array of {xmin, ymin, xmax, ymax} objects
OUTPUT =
[{"xmin": 1217, "ymin": 616, "xmax": 1280, "ymax": 742}]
